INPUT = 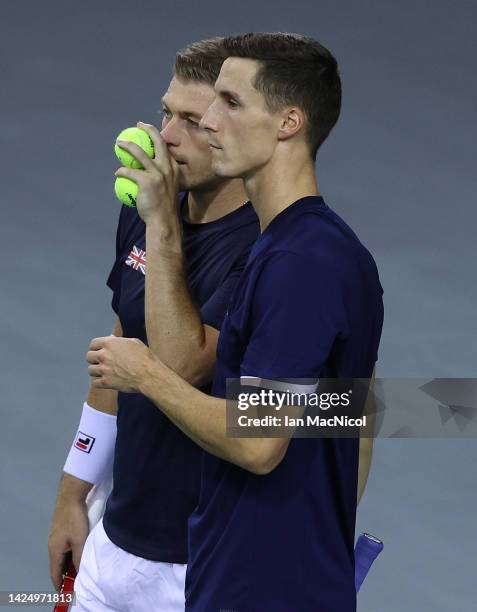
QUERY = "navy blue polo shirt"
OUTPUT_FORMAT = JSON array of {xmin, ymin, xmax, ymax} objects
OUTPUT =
[
  {"xmin": 186, "ymin": 196, "xmax": 384, "ymax": 611},
  {"xmin": 103, "ymin": 194, "xmax": 259, "ymax": 562}
]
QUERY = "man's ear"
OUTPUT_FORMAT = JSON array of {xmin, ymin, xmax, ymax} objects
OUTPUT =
[{"xmin": 277, "ymin": 107, "xmax": 306, "ymax": 142}]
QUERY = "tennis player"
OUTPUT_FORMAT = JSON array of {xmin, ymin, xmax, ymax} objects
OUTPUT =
[
  {"xmin": 87, "ymin": 32, "xmax": 384, "ymax": 611},
  {"xmin": 48, "ymin": 37, "xmax": 260, "ymax": 611}
]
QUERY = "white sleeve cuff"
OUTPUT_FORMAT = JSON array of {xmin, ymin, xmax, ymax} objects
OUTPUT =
[
  {"xmin": 63, "ymin": 402, "xmax": 117, "ymax": 485},
  {"xmin": 240, "ymin": 376, "xmax": 319, "ymax": 394}
]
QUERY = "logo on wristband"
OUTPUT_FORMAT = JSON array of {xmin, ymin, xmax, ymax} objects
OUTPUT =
[{"xmin": 74, "ymin": 431, "xmax": 96, "ymax": 453}]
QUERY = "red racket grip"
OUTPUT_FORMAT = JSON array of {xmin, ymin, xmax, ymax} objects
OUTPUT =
[{"xmin": 53, "ymin": 559, "xmax": 77, "ymax": 612}]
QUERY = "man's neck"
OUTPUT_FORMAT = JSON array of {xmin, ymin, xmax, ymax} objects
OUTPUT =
[
  {"xmin": 244, "ymin": 153, "xmax": 320, "ymax": 232},
  {"xmin": 186, "ymin": 179, "xmax": 249, "ymax": 224}
]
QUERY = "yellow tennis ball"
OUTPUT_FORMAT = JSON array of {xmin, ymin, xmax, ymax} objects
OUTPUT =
[
  {"xmin": 114, "ymin": 177, "xmax": 138, "ymax": 207},
  {"xmin": 114, "ymin": 127, "xmax": 154, "ymax": 169}
]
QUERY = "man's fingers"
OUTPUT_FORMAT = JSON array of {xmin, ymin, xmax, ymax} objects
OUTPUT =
[
  {"xmin": 86, "ymin": 349, "xmax": 102, "ymax": 365},
  {"xmin": 114, "ymin": 166, "xmax": 147, "ymax": 183},
  {"xmin": 71, "ymin": 542, "xmax": 85, "ymax": 575},
  {"xmin": 89, "ymin": 337, "xmax": 109, "ymax": 351},
  {"xmin": 87, "ymin": 364, "xmax": 103, "ymax": 377},
  {"xmin": 49, "ymin": 549, "xmax": 67, "ymax": 591},
  {"xmin": 91, "ymin": 377, "xmax": 110, "ymax": 389},
  {"xmin": 116, "ymin": 140, "xmax": 156, "ymax": 172},
  {"xmin": 137, "ymin": 121, "xmax": 165, "ymax": 155},
  {"xmin": 137, "ymin": 121, "xmax": 175, "ymax": 171},
  {"xmin": 137, "ymin": 121, "xmax": 160, "ymax": 137}
]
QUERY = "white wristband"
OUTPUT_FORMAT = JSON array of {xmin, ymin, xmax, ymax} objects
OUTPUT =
[{"xmin": 63, "ymin": 402, "xmax": 117, "ymax": 485}]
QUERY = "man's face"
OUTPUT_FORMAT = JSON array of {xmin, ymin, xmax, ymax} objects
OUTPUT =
[
  {"xmin": 199, "ymin": 58, "xmax": 280, "ymax": 178},
  {"xmin": 160, "ymin": 76, "xmax": 222, "ymax": 191}
]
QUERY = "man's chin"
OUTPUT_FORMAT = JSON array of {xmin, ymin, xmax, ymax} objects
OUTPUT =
[
  {"xmin": 179, "ymin": 172, "xmax": 224, "ymax": 193},
  {"xmin": 177, "ymin": 166, "xmax": 191, "ymax": 192},
  {"xmin": 211, "ymin": 159, "xmax": 239, "ymax": 179}
]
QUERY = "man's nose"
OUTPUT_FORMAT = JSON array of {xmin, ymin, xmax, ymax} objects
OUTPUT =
[
  {"xmin": 160, "ymin": 117, "xmax": 181, "ymax": 146},
  {"xmin": 199, "ymin": 100, "xmax": 218, "ymax": 132}
]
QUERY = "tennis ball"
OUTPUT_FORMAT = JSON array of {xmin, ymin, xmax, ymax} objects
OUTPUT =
[
  {"xmin": 114, "ymin": 177, "xmax": 138, "ymax": 207},
  {"xmin": 114, "ymin": 127, "xmax": 154, "ymax": 169}
]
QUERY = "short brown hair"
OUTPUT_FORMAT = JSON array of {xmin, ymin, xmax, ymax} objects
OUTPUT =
[
  {"xmin": 222, "ymin": 32, "xmax": 342, "ymax": 160},
  {"xmin": 174, "ymin": 37, "xmax": 228, "ymax": 86}
]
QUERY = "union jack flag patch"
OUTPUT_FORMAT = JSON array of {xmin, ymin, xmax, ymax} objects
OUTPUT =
[{"xmin": 125, "ymin": 245, "xmax": 146, "ymax": 275}]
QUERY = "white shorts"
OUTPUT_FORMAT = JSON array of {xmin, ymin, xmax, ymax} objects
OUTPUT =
[{"xmin": 71, "ymin": 519, "xmax": 186, "ymax": 612}]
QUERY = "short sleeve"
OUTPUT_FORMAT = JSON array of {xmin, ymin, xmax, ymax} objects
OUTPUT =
[
  {"xmin": 240, "ymin": 251, "xmax": 348, "ymax": 380},
  {"xmin": 200, "ymin": 252, "xmax": 248, "ymax": 331}
]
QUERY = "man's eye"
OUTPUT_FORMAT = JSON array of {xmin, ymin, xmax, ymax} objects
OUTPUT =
[
  {"xmin": 162, "ymin": 109, "xmax": 172, "ymax": 119},
  {"xmin": 227, "ymin": 99, "xmax": 238, "ymax": 108},
  {"xmin": 186, "ymin": 118, "xmax": 199, "ymax": 128}
]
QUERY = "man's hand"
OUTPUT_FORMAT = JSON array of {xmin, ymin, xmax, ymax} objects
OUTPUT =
[
  {"xmin": 115, "ymin": 121, "xmax": 180, "ymax": 224},
  {"xmin": 48, "ymin": 493, "xmax": 89, "ymax": 590},
  {"xmin": 86, "ymin": 335, "xmax": 158, "ymax": 393}
]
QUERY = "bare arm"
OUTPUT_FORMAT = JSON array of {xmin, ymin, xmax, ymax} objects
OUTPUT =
[
  {"xmin": 138, "ymin": 356, "xmax": 289, "ymax": 475},
  {"xmin": 87, "ymin": 337, "xmax": 288, "ymax": 475},
  {"xmin": 145, "ymin": 218, "xmax": 219, "ymax": 387},
  {"xmin": 84, "ymin": 317, "xmax": 121, "ymax": 415},
  {"xmin": 48, "ymin": 318, "xmax": 121, "ymax": 588}
]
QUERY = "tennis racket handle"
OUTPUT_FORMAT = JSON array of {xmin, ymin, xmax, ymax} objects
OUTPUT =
[
  {"xmin": 53, "ymin": 559, "xmax": 77, "ymax": 612},
  {"xmin": 354, "ymin": 532, "xmax": 384, "ymax": 592}
]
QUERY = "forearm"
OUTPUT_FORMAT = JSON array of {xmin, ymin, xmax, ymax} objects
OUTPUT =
[
  {"xmin": 86, "ymin": 384, "xmax": 118, "ymax": 416},
  {"xmin": 58, "ymin": 318, "xmax": 120, "ymax": 504},
  {"xmin": 145, "ymin": 216, "xmax": 212, "ymax": 384},
  {"xmin": 139, "ymin": 357, "xmax": 285, "ymax": 474},
  {"xmin": 60, "ymin": 388, "xmax": 117, "ymax": 496},
  {"xmin": 55, "ymin": 472, "xmax": 92, "ymax": 506},
  {"xmin": 85, "ymin": 318, "xmax": 121, "ymax": 415}
]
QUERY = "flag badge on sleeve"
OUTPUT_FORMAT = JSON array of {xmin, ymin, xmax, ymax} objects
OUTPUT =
[{"xmin": 125, "ymin": 245, "xmax": 146, "ymax": 275}]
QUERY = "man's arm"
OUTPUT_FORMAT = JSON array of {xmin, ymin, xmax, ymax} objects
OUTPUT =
[
  {"xmin": 139, "ymin": 358, "xmax": 289, "ymax": 475},
  {"xmin": 87, "ymin": 336, "xmax": 288, "ymax": 475},
  {"xmin": 48, "ymin": 318, "xmax": 121, "ymax": 589},
  {"xmin": 144, "ymin": 217, "xmax": 219, "ymax": 386},
  {"xmin": 116, "ymin": 123, "xmax": 219, "ymax": 387}
]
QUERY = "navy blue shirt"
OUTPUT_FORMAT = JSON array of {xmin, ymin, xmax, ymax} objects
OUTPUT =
[
  {"xmin": 186, "ymin": 196, "xmax": 384, "ymax": 611},
  {"xmin": 103, "ymin": 194, "xmax": 259, "ymax": 562}
]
